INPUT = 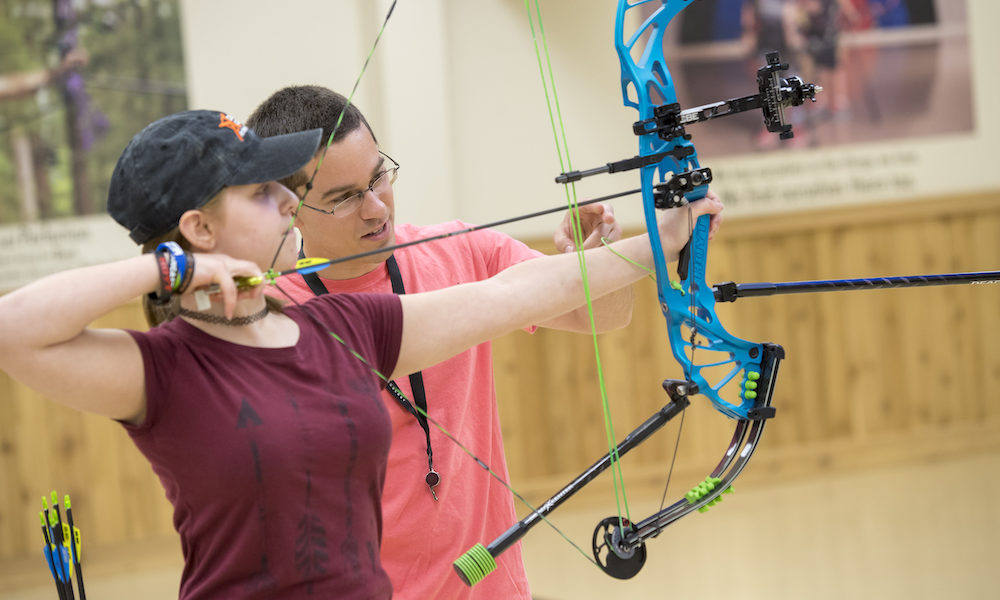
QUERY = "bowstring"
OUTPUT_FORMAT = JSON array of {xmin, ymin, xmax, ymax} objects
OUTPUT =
[
  {"xmin": 612, "ymin": 0, "xmax": 699, "ymax": 532},
  {"xmin": 524, "ymin": 0, "xmax": 632, "ymax": 529},
  {"xmin": 656, "ymin": 202, "xmax": 695, "ymax": 523},
  {"xmin": 266, "ymin": 0, "xmax": 398, "ymax": 276}
]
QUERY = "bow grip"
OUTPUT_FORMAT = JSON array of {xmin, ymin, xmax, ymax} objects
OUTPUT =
[{"xmin": 675, "ymin": 187, "xmax": 711, "ymax": 283}]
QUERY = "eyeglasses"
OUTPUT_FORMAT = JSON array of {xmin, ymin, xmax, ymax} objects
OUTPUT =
[{"xmin": 300, "ymin": 151, "xmax": 400, "ymax": 216}]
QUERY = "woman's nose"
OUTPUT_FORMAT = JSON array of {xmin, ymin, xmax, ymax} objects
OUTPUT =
[{"xmin": 278, "ymin": 184, "xmax": 300, "ymax": 215}]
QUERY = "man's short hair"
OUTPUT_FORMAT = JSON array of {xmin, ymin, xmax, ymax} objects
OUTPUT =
[{"xmin": 247, "ymin": 85, "xmax": 376, "ymax": 190}]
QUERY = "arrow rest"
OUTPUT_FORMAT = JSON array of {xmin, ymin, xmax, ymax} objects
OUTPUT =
[{"xmin": 653, "ymin": 166, "xmax": 714, "ymax": 209}]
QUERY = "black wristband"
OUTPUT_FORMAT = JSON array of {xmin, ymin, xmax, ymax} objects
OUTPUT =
[{"xmin": 148, "ymin": 250, "xmax": 173, "ymax": 305}]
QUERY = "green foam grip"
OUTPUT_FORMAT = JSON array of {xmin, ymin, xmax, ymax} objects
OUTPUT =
[
  {"xmin": 685, "ymin": 476, "xmax": 723, "ymax": 504},
  {"xmin": 697, "ymin": 485, "xmax": 735, "ymax": 513},
  {"xmin": 453, "ymin": 543, "xmax": 496, "ymax": 587}
]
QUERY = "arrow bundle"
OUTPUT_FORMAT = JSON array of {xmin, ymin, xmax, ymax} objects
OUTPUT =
[{"xmin": 39, "ymin": 491, "xmax": 86, "ymax": 600}]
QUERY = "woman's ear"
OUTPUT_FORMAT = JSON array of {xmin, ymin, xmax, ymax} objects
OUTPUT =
[{"xmin": 177, "ymin": 208, "xmax": 217, "ymax": 252}]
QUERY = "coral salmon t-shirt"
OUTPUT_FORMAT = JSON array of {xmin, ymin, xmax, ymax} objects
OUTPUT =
[{"xmin": 273, "ymin": 222, "xmax": 541, "ymax": 599}]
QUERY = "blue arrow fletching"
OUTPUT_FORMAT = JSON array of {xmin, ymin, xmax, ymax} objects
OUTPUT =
[{"xmin": 292, "ymin": 257, "xmax": 332, "ymax": 275}]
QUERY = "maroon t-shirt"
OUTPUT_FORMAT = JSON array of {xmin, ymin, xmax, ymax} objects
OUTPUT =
[{"xmin": 124, "ymin": 293, "xmax": 402, "ymax": 599}]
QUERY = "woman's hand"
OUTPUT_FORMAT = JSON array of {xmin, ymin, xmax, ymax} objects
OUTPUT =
[
  {"xmin": 655, "ymin": 189, "xmax": 725, "ymax": 258},
  {"xmin": 183, "ymin": 254, "xmax": 266, "ymax": 317}
]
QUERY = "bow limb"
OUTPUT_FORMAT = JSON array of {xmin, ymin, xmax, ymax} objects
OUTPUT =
[{"xmin": 590, "ymin": 347, "xmax": 784, "ymax": 577}]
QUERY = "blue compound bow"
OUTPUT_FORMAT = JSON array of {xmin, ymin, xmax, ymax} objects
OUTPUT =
[{"xmin": 454, "ymin": 0, "xmax": 820, "ymax": 584}]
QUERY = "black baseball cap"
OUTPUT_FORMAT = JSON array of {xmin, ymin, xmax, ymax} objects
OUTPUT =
[{"xmin": 108, "ymin": 110, "xmax": 322, "ymax": 244}]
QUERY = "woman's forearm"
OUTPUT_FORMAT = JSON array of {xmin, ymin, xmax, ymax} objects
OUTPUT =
[
  {"xmin": 394, "ymin": 233, "xmax": 657, "ymax": 377},
  {"xmin": 394, "ymin": 196, "xmax": 723, "ymax": 378},
  {"xmin": 0, "ymin": 255, "xmax": 158, "ymax": 352}
]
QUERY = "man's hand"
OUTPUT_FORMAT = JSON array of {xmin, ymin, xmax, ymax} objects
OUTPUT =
[{"xmin": 553, "ymin": 203, "xmax": 622, "ymax": 253}]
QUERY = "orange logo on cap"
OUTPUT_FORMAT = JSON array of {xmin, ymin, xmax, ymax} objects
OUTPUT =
[{"xmin": 218, "ymin": 113, "xmax": 248, "ymax": 141}]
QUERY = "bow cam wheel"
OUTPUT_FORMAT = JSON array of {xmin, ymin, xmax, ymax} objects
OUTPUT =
[{"xmin": 592, "ymin": 516, "xmax": 647, "ymax": 579}]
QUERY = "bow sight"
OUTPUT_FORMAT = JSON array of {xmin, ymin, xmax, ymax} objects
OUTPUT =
[{"xmin": 556, "ymin": 51, "xmax": 821, "ymax": 209}]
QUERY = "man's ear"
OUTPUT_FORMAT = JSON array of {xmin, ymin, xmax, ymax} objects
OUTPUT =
[{"xmin": 177, "ymin": 209, "xmax": 217, "ymax": 252}]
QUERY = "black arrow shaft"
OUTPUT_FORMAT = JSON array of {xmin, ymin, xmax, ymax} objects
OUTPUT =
[{"xmin": 301, "ymin": 188, "xmax": 641, "ymax": 272}]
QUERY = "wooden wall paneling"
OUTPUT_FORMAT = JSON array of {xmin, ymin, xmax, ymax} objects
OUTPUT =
[
  {"xmin": 832, "ymin": 221, "xmax": 899, "ymax": 439},
  {"xmin": 8, "ymin": 382, "xmax": 68, "ymax": 557},
  {"xmin": 544, "ymin": 329, "xmax": 592, "ymax": 475},
  {"xmin": 497, "ymin": 332, "xmax": 548, "ymax": 479},
  {"xmin": 2, "ymin": 193, "xmax": 999, "ymax": 589},
  {"xmin": 898, "ymin": 217, "xmax": 963, "ymax": 427},
  {"xmin": 973, "ymin": 207, "xmax": 1000, "ymax": 409},
  {"xmin": 0, "ymin": 376, "xmax": 17, "ymax": 558},
  {"xmin": 602, "ymin": 277, "xmax": 712, "ymax": 479},
  {"xmin": 807, "ymin": 229, "xmax": 854, "ymax": 440},
  {"xmin": 940, "ymin": 279, "xmax": 979, "ymax": 424},
  {"xmin": 77, "ymin": 409, "xmax": 130, "ymax": 545},
  {"xmin": 781, "ymin": 229, "xmax": 848, "ymax": 444},
  {"xmin": 954, "ymin": 215, "xmax": 984, "ymax": 420},
  {"xmin": 571, "ymin": 331, "xmax": 612, "ymax": 471},
  {"xmin": 600, "ymin": 278, "xmax": 674, "ymax": 465},
  {"xmin": 955, "ymin": 210, "xmax": 1000, "ymax": 421},
  {"xmin": 498, "ymin": 193, "xmax": 1000, "ymax": 495},
  {"xmin": 788, "ymin": 233, "xmax": 840, "ymax": 443},
  {"xmin": 0, "ymin": 379, "xmax": 34, "ymax": 559},
  {"xmin": 77, "ymin": 301, "xmax": 173, "ymax": 545},
  {"xmin": 739, "ymin": 231, "xmax": 832, "ymax": 447},
  {"xmin": 0, "ymin": 299, "xmax": 178, "ymax": 559},
  {"xmin": 595, "ymin": 321, "xmax": 643, "ymax": 445},
  {"xmin": 493, "ymin": 332, "xmax": 540, "ymax": 479}
]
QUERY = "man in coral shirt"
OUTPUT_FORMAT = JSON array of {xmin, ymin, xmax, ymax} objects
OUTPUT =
[{"xmin": 248, "ymin": 85, "xmax": 634, "ymax": 599}]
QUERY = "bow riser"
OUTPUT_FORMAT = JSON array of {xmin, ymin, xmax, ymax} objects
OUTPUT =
[
  {"xmin": 665, "ymin": 216, "xmax": 768, "ymax": 419},
  {"xmin": 618, "ymin": 0, "xmax": 771, "ymax": 420}
]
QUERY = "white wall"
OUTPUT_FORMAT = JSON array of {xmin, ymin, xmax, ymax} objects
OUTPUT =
[
  {"xmin": 178, "ymin": 0, "xmax": 643, "ymax": 237},
  {"xmin": 178, "ymin": 0, "xmax": 1000, "ymax": 239}
]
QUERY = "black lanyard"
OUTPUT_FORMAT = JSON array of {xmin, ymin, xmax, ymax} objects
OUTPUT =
[{"xmin": 300, "ymin": 250, "xmax": 440, "ymax": 500}]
